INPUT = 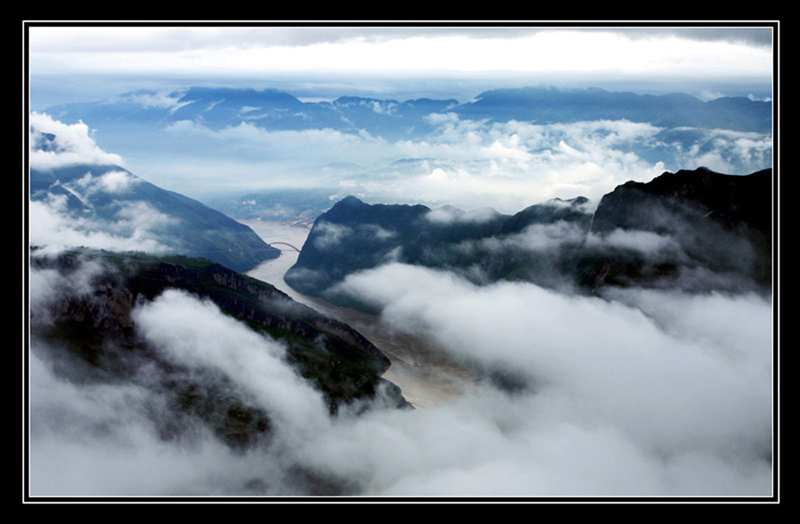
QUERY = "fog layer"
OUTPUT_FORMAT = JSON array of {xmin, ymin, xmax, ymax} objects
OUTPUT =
[{"xmin": 29, "ymin": 256, "xmax": 773, "ymax": 497}]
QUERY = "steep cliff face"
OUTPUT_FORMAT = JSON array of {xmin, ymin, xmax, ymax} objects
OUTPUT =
[
  {"xmin": 585, "ymin": 167, "xmax": 772, "ymax": 290},
  {"xmin": 592, "ymin": 168, "xmax": 771, "ymax": 237},
  {"xmin": 30, "ymin": 249, "xmax": 409, "ymax": 450}
]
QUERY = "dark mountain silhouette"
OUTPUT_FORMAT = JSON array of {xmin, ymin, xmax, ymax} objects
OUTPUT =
[
  {"xmin": 583, "ymin": 167, "xmax": 772, "ymax": 290},
  {"xmin": 284, "ymin": 193, "xmax": 595, "ymax": 305},
  {"xmin": 286, "ymin": 167, "xmax": 773, "ymax": 308}
]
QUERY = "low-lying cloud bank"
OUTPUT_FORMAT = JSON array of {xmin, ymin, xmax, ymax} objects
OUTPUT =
[
  {"xmin": 55, "ymin": 104, "xmax": 771, "ymax": 212},
  {"xmin": 29, "ymin": 198, "xmax": 175, "ymax": 257},
  {"xmin": 325, "ymin": 263, "xmax": 773, "ymax": 496},
  {"xmin": 28, "ymin": 257, "xmax": 773, "ymax": 498}
]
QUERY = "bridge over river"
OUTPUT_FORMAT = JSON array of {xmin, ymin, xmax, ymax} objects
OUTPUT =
[{"xmin": 266, "ymin": 241, "xmax": 302, "ymax": 252}]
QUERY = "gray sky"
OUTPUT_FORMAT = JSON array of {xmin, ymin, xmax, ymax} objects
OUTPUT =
[
  {"xmin": 27, "ymin": 23, "xmax": 774, "ymax": 84},
  {"xmin": 25, "ymin": 22, "xmax": 777, "ymax": 208}
]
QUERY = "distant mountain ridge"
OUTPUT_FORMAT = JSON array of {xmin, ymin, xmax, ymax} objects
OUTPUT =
[
  {"xmin": 456, "ymin": 87, "xmax": 772, "ymax": 132},
  {"xmin": 205, "ymin": 187, "xmax": 343, "ymax": 226},
  {"xmin": 40, "ymin": 85, "xmax": 773, "ymax": 194},
  {"xmin": 44, "ymin": 87, "xmax": 461, "ymax": 141},
  {"xmin": 44, "ymin": 85, "xmax": 772, "ymax": 138},
  {"xmin": 285, "ymin": 167, "xmax": 773, "ymax": 308}
]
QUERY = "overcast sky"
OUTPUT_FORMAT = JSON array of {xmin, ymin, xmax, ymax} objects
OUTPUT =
[
  {"xmin": 27, "ymin": 23, "xmax": 776, "ymax": 105},
  {"xmin": 25, "ymin": 22, "xmax": 777, "ymax": 209}
]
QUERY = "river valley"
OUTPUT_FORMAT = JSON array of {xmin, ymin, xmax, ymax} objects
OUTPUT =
[{"xmin": 241, "ymin": 219, "xmax": 475, "ymax": 409}]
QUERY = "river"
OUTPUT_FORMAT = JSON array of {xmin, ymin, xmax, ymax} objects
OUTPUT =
[{"xmin": 241, "ymin": 219, "xmax": 475, "ymax": 409}]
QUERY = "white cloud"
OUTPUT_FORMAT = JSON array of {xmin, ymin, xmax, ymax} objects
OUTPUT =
[
  {"xmin": 29, "ymin": 112, "xmax": 125, "ymax": 170},
  {"xmin": 361, "ymin": 117, "xmax": 670, "ymax": 210},
  {"xmin": 75, "ymin": 169, "xmax": 139, "ymax": 194},
  {"xmin": 331, "ymin": 113, "xmax": 771, "ymax": 213},
  {"xmin": 312, "ymin": 221, "xmax": 354, "ymax": 250},
  {"xmin": 28, "ymin": 254, "xmax": 774, "ymax": 497},
  {"xmin": 28, "ymin": 345, "xmax": 283, "ymax": 496},
  {"xmin": 588, "ymin": 228, "xmax": 682, "ymax": 256},
  {"xmin": 425, "ymin": 205, "xmax": 500, "ymax": 225},
  {"xmin": 132, "ymin": 289, "xmax": 331, "ymax": 442},
  {"xmin": 163, "ymin": 119, "xmax": 225, "ymax": 138},
  {"xmin": 28, "ymin": 26, "xmax": 773, "ymax": 82},
  {"xmin": 120, "ymin": 89, "xmax": 191, "ymax": 112},
  {"xmin": 164, "ymin": 119, "xmax": 392, "ymax": 166},
  {"xmin": 311, "ymin": 221, "xmax": 396, "ymax": 251},
  {"xmin": 112, "ymin": 200, "xmax": 178, "ymax": 234},
  {"xmin": 325, "ymin": 263, "xmax": 773, "ymax": 496},
  {"xmin": 28, "ymin": 200, "xmax": 172, "ymax": 255},
  {"xmin": 678, "ymin": 130, "xmax": 774, "ymax": 174}
]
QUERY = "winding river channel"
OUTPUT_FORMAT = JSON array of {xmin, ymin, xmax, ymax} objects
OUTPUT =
[{"xmin": 241, "ymin": 219, "xmax": 475, "ymax": 409}]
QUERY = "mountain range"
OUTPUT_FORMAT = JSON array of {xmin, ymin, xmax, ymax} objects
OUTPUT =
[
  {"xmin": 285, "ymin": 167, "xmax": 773, "ymax": 311},
  {"xmin": 39, "ymin": 85, "xmax": 773, "ymax": 185},
  {"xmin": 42, "ymin": 86, "xmax": 460, "ymax": 142},
  {"xmin": 455, "ymin": 87, "xmax": 772, "ymax": 132},
  {"xmin": 44, "ymin": 85, "xmax": 772, "ymax": 137},
  {"xmin": 29, "ymin": 128, "xmax": 281, "ymax": 273}
]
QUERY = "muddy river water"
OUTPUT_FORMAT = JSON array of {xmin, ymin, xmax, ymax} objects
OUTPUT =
[{"xmin": 241, "ymin": 220, "xmax": 475, "ymax": 409}]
